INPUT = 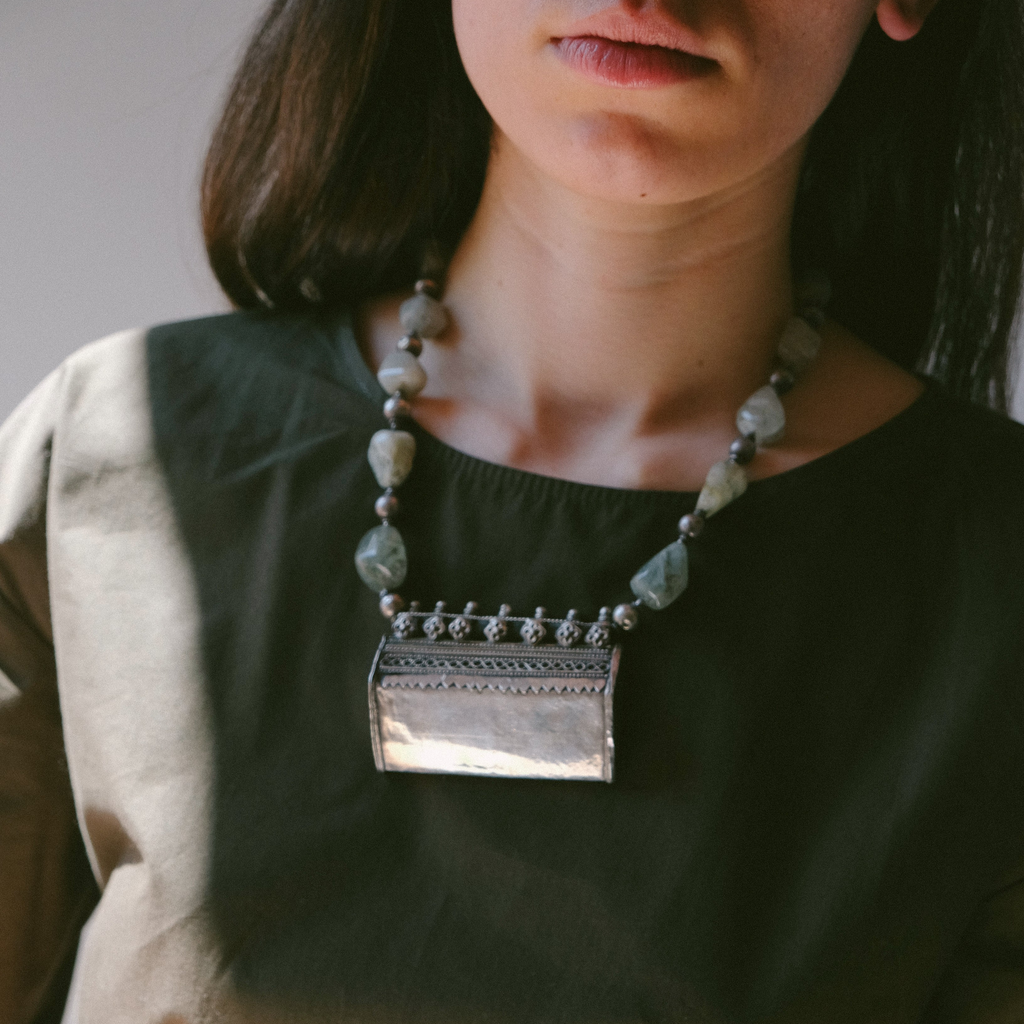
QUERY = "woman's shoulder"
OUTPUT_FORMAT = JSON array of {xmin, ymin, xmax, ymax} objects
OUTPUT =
[
  {"xmin": 910, "ymin": 383, "xmax": 1024, "ymax": 605},
  {"xmin": 0, "ymin": 309, "xmax": 384, "ymax": 539},
  {"xmin": 4, "ymin": 309, "xmax": 380, "ymax": 453},
  {"xmin": 924, "ymin": 381, "xmax": 1024, "ymax": 492}
]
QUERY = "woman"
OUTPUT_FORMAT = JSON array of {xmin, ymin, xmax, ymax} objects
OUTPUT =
[{"xmin": 2, "ymin": 0, "xmax": 1024, "ymax": 1020}]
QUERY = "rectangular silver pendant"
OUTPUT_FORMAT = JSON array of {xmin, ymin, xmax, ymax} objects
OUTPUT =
[{"xmin": 368, "ymin": 637, "xmax": 620, "ymax": 782}]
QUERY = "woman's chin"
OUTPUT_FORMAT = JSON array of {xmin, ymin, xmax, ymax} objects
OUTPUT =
[{"xmin": 512, "ymin": 121, "xmax": 734, "ymax": 208}]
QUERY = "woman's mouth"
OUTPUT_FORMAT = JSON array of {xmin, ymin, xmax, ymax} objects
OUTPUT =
[{"xmin": 553, "ymin": 36, "xmax": 718, "ymax": 89}]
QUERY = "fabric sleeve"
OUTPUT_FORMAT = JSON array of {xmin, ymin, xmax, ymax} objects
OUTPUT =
[
  {"xmin": 0, "ymin": 370, "xmax": 99, "ymax": 1024},
  {"xmin": 921, "ymin": 864, "xmax": 1024, "ymax": 1023}
]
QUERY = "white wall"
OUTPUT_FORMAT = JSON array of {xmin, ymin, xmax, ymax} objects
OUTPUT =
[
  {"xmin": 0, "ymin": 0, "xmax": 266, "ymax": 421},
  {"xmin": 0, "ymin": 0, "xmax": 1020, "ymax": 422}
]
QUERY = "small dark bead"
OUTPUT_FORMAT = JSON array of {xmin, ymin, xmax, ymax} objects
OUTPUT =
[
  {"xmin": 678, "ymin": 512, "xmax": 706, "ymax": 539},
  {"xmin": 769, "ymin": 368, "xmax": 796, "ymax": 396},
  {"xmin": 414, "ymin": 278, "xmax": 442, "ymax": 298},
  {"xmin": 375, "ymin": 493, "xmax": 399, "ymax": 519},
  {"xmin": 729, "ymin": 435, "xmax": 757, "ymax": 465},
  {"xmin": 397, "ymin": 335, "xmax": 423, "ymax": 357},
  {"xmin": 384, "ymin": 395, "xmax": 412, "ymax": 420},
  {"xmin": 613, "ymin": 603, "xmax": 640, "ymax": 630},
  {"xmin": 798, "ymin": 306, "xmax": 826, "ymax": 330}
]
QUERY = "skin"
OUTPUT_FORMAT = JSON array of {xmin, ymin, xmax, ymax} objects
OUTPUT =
[{"xmin": 360, "ymin": 0, "xmax": 939, "ymax": 490}]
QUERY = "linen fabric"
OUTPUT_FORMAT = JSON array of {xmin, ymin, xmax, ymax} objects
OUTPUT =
[{"xmin": 1, "ymin": 310, "xmax": 1023, "ymax": 1024}]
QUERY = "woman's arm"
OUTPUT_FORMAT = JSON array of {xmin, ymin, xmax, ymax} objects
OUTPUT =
[{"xmin": 0, "ymin": 372, "xmax": 99, "ymax": 1024}]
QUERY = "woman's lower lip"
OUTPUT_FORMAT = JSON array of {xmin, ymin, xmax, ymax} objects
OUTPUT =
[{"xmin": 554, "ymin": 36, "xmax": 716, "ymax": 88}]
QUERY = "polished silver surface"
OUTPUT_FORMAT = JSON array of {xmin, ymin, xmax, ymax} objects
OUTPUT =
[{"xmin": 368, "ymin": 638, "xmax": 619, "ymax": 782}]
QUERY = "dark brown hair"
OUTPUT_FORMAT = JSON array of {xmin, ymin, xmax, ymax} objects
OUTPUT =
[{"xmin": 203, "ymin": 0, "xmax": 1024, "ymax": 408}]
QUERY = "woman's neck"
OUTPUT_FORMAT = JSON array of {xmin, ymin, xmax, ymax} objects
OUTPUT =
[
  {"xmin": 359, "ymin": 131, "xmax": 922, "ymax": 490},
  {"xmin": 443, "ymin": 132, "xmax": 801, "ymax": 422}
]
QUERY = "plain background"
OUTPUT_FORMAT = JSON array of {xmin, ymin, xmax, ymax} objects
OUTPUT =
[
  {"xmin": 0, "ymin": 0, "xmax": 264, "ymax": 423},
  {"xmin": 0, "ymin": 0, "xmax": 1021, "ymax": 423}
]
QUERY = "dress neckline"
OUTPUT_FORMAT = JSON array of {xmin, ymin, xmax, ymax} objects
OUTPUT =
[{"xmin": 335, "ymin": 310, "xmax": 941, "ymax": 509}]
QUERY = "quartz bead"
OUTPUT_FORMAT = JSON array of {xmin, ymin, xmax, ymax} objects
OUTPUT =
[
  {"xmin": 736, "ymin": 385, "xmax": 786, "ymax": 446},
  {"xmin": 776, "ymin": 316, "xmax": 822, "ymax": 375},
  {"xmin": 399, "ymin": 293, "xmax": 448, "ymax": 339},
  {"xmin": 377, "ymin": 351, "xmax": 428, "ymax": 398},
  {"xmin": 355, "ymin": 525, "xmax": 408, "ymax": 592},
  {"xmin": 630, "ymin": 540, "xmax": 689, "ymax": 611},
  {"xmin": 696, "ymin": 459, "xmax": 748, "ymax": 516},
  {"xmin": 368, "ymin": 429, "xmax": 416, "ymax": 488}
]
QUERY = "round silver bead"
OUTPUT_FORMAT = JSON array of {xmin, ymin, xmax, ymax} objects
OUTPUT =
[
  {"xmin": 729, "ymin": 435, "xmax": 757, "ymax": 466},
  {"xmin": 384, "ymin": 395, "xmax": 412, "ymax": 420},
  {"xmin": 379, "ymin": 593, "xmax": 406, "ymax": 619},
  {"xmin": 397, "ymin": 335, "xmax": 423, "ymax": 358},
  {"xmin": 769, "ymin": 368, "xmax": 796, "ymax": 396},
  {"xmin": 613, "ymin": 603, "xmax": 640, "ymax": 630},
  {"xmin": 678, "ymin": 512, "xmax": 705, "ymax": 539},
  {"xmin": 375, "ymin": 493, "xmax": 399, "ymax": 520},
  {"xmin": 414, "ymin": 278, "xmax": 441, "ymax": 298}
]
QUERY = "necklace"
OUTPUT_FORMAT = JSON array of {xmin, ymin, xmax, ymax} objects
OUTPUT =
[{"xmin": 357, "ymin": 276, "xmax": 828, "ymax": 782}]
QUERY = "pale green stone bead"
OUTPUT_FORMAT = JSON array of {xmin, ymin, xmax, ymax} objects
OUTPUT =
[
  {"xmin": 696, "ymin": 459, "xmax": 748, "ymax": 516},
  {"xmin": 399, "ymin": 293, "xmax": 448, "ymax": 339},
  {"xmin": 777, "ymin": 316, "xmax": 822, "ymax": 375},
  {"xmin": 355, "ymin": 524, "xmax": 408, "ymax": 591},
  {"xmin": 737, "ymin": 385, "xmax": 786, "ymax": 446},
  {"xmin": 377, "ymin": 350, "xmax": 427, "ymax": 398},
  {"xmin": 368, "ymin": 429, "xmax": 416, "ymax": 488},
  {"xmin": 631, "ymin": 540, "xmax": 689, "ymax": 610}
]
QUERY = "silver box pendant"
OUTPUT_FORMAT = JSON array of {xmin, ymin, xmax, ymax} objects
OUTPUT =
[{"xmin": 368, "ymin": 637, "xmax": 620, "ymax": 782}]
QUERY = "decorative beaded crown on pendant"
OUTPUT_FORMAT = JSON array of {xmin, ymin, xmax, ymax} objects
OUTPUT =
[{"xmin": 354, "ymin": 274, "xmax": 830, "ymax": 647}]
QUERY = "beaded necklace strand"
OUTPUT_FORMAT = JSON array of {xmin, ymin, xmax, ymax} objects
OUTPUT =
[{"xmin": 355, "ymin": 275, "xmax": 829, "ymax": 647}]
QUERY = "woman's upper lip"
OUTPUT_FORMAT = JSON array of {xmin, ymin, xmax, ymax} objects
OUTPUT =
[{"xmin": 552, "ymin": 7, "xmax": 717, "ymax": 62}]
